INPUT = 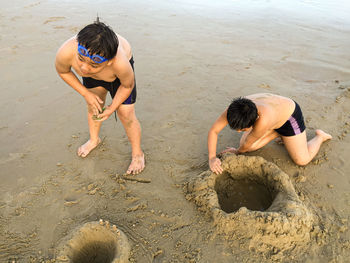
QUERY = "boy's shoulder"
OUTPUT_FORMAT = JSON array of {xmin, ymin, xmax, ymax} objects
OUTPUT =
[
  {"xmin": 110, "ymin": 48, "xmax": 133, "ymax": 70},
  {"xmin": 56, "ymin": 37, "xmax": 77, "ymax": 61}
]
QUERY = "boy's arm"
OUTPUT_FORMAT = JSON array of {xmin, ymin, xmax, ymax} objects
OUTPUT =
[
  {"xmin": 110, "ymin": 61, "xmax": 134, "ymax": 111},
  {"xmin": 236, "ymin": 119, "xmax": 268, "ymax": 153},
  {"xmin": 97, "ymin": 58, "xmax": 134, "ymax": 121},
  {"xmin": 208, "ymin": 110, "xmax": 228, "ymax": 174},
  {"xmin": 55, "ymin": 45, "xmax": 103, "ymax": 114}
]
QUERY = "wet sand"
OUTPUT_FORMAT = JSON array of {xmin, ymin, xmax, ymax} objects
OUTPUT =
[{"xmin": 1, "ymin": 0, "xmax": 350, "ymax": 262}]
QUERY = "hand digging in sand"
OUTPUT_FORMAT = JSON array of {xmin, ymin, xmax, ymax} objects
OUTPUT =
[{"xmin": 208, "ymin": 93, "xmax": 332, "ymax": 174}]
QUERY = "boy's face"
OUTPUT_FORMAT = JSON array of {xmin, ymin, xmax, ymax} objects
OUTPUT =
[{"xmin": 76, "ymin": 53, "xmax": 108, "ymax": 75}]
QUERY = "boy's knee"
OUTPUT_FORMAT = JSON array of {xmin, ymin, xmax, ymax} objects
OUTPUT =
[
  {"xmin": 118, "ymin": 110, "xmax": 136, "ymax": 126},
  {"xmin": 124, "ymin": 117, "xmax": 134, "ymax": 127},
  {"xmin": 293, "ymin": 158, "xmax": 310, "ymax": 166}
]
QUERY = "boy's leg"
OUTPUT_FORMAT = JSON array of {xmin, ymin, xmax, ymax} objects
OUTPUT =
[
  {"xmin": 117, "ymin": 103, "xmax": 145, "ymax": 175},
  {"xmin": 282, "ymin": 129, "xmax": 332, "ymax": 166},
  {"xmin": 78, "ymin": 86, "xmax": 107, "ymax": 157}
]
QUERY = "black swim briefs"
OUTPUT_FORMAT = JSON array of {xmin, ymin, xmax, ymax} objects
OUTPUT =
[
  {"xmin": 82, "ymin": 57, "xmax": 136, "ymax": 104},
  {"xmin": 274, "ymin": 101, "xmax": 306, "ymax": 137}
]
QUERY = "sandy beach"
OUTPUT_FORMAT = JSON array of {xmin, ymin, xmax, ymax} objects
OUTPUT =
[{"xmin": 1, "ymin": 0, "xmax": 350, "ymax": 262}]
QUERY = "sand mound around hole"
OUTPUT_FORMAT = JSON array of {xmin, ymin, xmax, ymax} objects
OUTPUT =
[
  {"xmin": 186, "ymin": 154, "xmax": 314, "ymax": 257},
  {"xmin": 56, "ymin": 220, "xmax": 130, "ymax": 263}
]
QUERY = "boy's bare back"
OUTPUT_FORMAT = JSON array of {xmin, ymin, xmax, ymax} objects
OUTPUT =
[{"xmin": 246, "ymin": 93, "xmax": 295, "ymax": 132}]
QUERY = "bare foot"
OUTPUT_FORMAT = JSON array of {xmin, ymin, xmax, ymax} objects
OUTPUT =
[
  {"xmin": 77, "ymin": 138, "xmax": 101, "ymax": 157},
  {"xmin": 126, "ymin": 153, "xmax": 145, "ymax": 175},
  {"xmin": 316, "ymin": 129, "xmax": 332, "ymax": 142}
]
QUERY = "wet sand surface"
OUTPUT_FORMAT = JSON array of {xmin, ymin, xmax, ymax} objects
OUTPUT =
[{"xmin": 1, "ymin": 0, "xmax": 350, "ymax": 261}]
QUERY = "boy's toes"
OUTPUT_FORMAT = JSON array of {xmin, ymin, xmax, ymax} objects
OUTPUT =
[
  {"xmin": 76, "ymin": 139, "xmax": 101, "ymax": 158},
  {"xmin": 77, "ymin": 147, "xmax": 88, "ymax": 158},
  {"xmin": 126, "ymin": 154, "xmax": 145, "ymax": 175},
  {"xmin": 77, "ymin": 147, "xmax": 83, "ymax": 157}
]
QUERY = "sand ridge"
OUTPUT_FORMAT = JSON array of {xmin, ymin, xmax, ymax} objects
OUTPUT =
[{"xmin": 186, "ymin": 154, "xmax": 315, "ymax": 261}]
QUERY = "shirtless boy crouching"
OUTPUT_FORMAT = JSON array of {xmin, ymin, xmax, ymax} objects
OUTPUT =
[
  {"xmin": 55, "ymin": 19, "xmax": 144, "ymax": 174},
  {"xmin": 208, "ymin": 93, "xmax": 332, "ymax": 174}
]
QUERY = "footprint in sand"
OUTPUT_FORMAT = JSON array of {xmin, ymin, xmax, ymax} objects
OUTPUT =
[
  {"xmin": 0, "ymin": 152, "xmax": 26, "ymax": 165},
  {"xmin": 24, "ymin": 1, "xmax": 41, "ymax": 8},
  {"xmin": 43, "ymin": 16, "xmax": 66, "ymax": 24}
]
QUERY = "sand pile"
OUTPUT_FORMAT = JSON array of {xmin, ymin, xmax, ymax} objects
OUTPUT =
[{"xmin": 186, "ymin": 154, "xmax": 314, "ymax": 260}]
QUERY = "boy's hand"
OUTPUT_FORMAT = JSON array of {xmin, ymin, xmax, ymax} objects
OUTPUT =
[
  {"xmin": 83, "ymin": 91, "xmax": 103, "ymax": 116},
  {"xmin": 95, "ymin": 106, "xmax": 114, "ymax": 122},
  {"xmin": 209, "ymin": 157, "xmax": 223, "ymax": 174}
]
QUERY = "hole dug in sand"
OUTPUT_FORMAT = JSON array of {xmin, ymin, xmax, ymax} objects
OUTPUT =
[
  {"xmin": 215, "ymin": 174, "xmax": 273, "ymax": 213},
  {"xmin": 186, "ymin": 154, "xmax": 314, "ymax": 259},
  {"xmin": 56, "ymin": 220, "xmax": 130, "ymax": 263}
]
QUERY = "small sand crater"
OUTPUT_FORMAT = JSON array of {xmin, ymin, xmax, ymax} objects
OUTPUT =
[
  {"xmin": 71, "ymin": 240, "xmax": 116, "ymax": 262},
  {"xmin": 57, "ymin": 221, "xmax": 130, "ymax": 263},
  {"xmin": 186, "ymin": 154, "xmax": 314, "ymax": 260}
]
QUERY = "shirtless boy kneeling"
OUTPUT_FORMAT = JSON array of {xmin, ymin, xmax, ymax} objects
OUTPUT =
[
  {"xmin": 208, "ymin": 93, "xmax": 332, "ymax": 174},
  {"xmin": 55, "ymin": 19, "xmax": 144, "ymax": 174}
]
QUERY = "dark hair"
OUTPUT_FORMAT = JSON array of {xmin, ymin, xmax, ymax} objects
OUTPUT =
[
  {"xmin": 226, "ymin": 97, "xmax": 258, "ymax": 130},
  {"xmin": 77, "ymin": 18, "xmax": 119, "ymax": 60}
]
